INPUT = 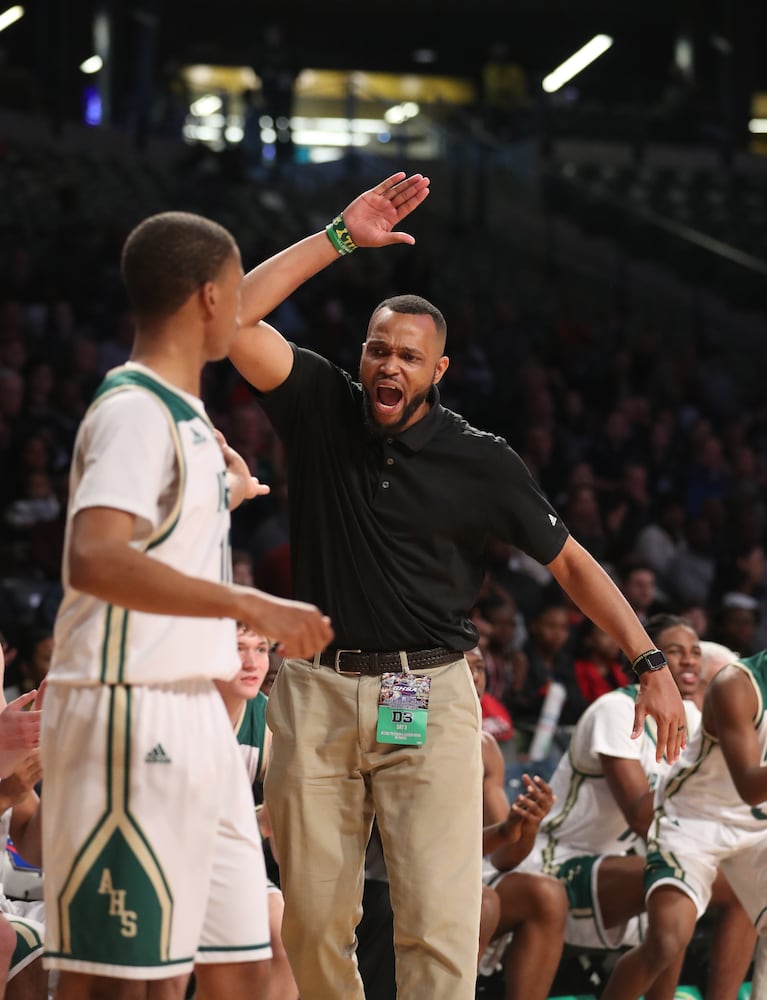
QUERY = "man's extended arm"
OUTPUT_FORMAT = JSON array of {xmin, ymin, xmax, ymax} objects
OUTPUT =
[
  {"xmin": 230, "ymin": 172, "xmax": 430, "ymax": 392},
  {"xmin": 547, "ymin": 536, "xmax": 686, "ymax": 762}
]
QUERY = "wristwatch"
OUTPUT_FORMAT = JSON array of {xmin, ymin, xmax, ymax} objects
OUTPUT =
[{"xmin": 631, "ymin": 649, "xmax": 668, "ymax": 677}]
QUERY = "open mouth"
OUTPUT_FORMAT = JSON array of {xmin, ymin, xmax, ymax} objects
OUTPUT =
[
  {"xmin": 375, "ymin": 383, "xmax": 404, "ymax": 413},
  {"xmin": 680, "ymin": 670, "xmax": 698, "ymax": 686}
]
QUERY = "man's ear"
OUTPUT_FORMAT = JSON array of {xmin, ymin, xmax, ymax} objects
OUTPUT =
[{"xmin": 433, "ymin": 355, "xmax": 449, "ymax": 385}]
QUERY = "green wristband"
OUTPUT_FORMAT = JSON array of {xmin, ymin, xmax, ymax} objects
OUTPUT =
[{"xmin": 325, "ymin": 213, "xmax": 357, "ymax": 256}]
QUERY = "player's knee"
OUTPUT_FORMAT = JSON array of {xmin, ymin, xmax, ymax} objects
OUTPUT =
[
  {"xmin": 480, "ymin": 886, "xmax": 501, "ymax": 944},
  {"xmin": 0, "ymin": 916, "xmax": 15, "ymax": 968},
  {"xmin": 536, "ymin": 875, "xmax": 568, "ymax": 931},
  {"xmin": 645, "ymin": 923, "xmax": 689, "ymax": 968}
]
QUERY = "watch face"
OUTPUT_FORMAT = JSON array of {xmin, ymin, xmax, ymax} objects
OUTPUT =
[
  {"xmin": 645, "ymin": 651, "xmax": 667, "ymax": 669},
  {"xmin": 635, "ymin": 650, "xmax": 667, "ymax": 673}
]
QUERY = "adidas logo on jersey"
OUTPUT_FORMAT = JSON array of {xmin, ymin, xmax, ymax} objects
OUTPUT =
[
  {"xmin": 190, "ymin": 426, "xmax": 207, "ymax": 445},
  {"xmin": 145, "ymin": 743, "xmax": 171, "ymax": 764},
  {"xmin": 548, "ymin": 514, "xmax": 557, "ymax": 526}
]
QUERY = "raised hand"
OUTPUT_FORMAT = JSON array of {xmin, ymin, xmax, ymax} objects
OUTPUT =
[
  {"xmin": 512, "ymin": 774, "xmax": 555, "ymax": 829},
  {"xmin": 342, "ymin": 172, "xmax": 431, "ymax": 248},
  {"xmin": 214, "ymin": 429, "xmax": 271, "ymax": 510}
]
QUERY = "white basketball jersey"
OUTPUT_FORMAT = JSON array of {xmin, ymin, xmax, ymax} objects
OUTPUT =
[
  {"xmin": 530, "ymin": 686, "xmax": 700, "ymax": 868},
  {"xmin": 660, "ymin": 652, "xmax": 767, "ymax": 831},
  {"xmin": 51, "ymin": 364, "xmax": 238, "ymax": 685}
]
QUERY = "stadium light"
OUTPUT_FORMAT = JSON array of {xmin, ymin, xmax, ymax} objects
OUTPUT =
[
  {"xmin": 542, "ymin": 34, "xmax": 614, "ymax": 94},
  {"xmin": 0, "ymin": 5, "xmax": 23, "ymax": 33},
  {"xmin": 190, "ymin": 94, "xmax": 222, "ymax": 117},
  {"xmin": 748, "ymin": 119, "xmax": 767, "ymax": 134},
  {"xmin": 80, "ymin": 55, "xmax": 103, "ymax": 74}
]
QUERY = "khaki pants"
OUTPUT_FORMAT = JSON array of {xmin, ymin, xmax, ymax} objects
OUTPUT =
[{"xmin": 265, "ymin": 656, "xmax": 483, "ymax": 1000}]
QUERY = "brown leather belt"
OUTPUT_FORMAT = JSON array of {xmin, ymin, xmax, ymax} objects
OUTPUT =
[{"xmin": 318, "ymin": 647, "xmax": 463, "ymax": 676}]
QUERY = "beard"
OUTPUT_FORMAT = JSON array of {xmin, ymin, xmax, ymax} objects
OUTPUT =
[{"xmin": 362, "ymin": 385, "xmax": 432, "ymax": 439}]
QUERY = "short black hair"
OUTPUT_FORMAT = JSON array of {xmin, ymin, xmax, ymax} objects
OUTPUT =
[
  {"xmin": 645, "ymin": 613, "xmax": 693, "ymax": 647},
  {"xmin": 370, "ymin": 294, "xmax": 447, "ymax": 351},
  {"xmin": 121, "ymin": 211, "xmax": 237, "ymax": 319}
]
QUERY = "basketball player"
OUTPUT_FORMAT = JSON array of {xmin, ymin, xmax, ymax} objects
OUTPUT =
[{"xmin": 40, "ymin": 210, "xmax": 333, "ymax": 1000}]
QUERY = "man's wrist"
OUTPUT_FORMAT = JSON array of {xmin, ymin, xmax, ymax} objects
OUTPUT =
[
  {"xmin": 325, "ymin": 214, "xmax": 357, "ymax": 256},
  {"xmin": 631, "ymin": 648, "xmax": 668, "ymax": 678}
]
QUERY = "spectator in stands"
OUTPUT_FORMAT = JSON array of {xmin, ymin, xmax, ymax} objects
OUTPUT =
[
  {"xmin": 473, "ymin": 593, "xmax": 527, "ymax": 708},
  {"xmin": 514, "ymin": 602, "xmax": 584, "ymax": 730},
  {"xmin": 467, "ymin": 644, "xmax": 514, "ymax": 745},
  {"xmin": 713, "ymin": 542, "xmax": 767, "ymax": 648},
  {"xmin": 14, "ymin": 625, "xmax": 53, "ymax": 696},
  {"xmin": 619, "ymin": 562, "xmax": 661, "ymax": 626},
  {"xmin": 561, "ymin": 483, "xmax": 608, "ymax": 563},
  {"xmin": 604, "ymin": 461, "xmax": 654, "ymax": 562},
  {"xmin": 634, "ymin": 494, "xmax": 686, "ymax": 587},
  {"xmin": 666, "ymin": 514, "xmax": 717, "ymax": 604},
  {"xmin": 712, "ymin": 593, "xmax": 760, "ymax": 658},
  {"xmin": 684, "ymin": 433, "xmax": 730, "ymax": 520},
  {"xmin": 573, "ymin": 619, "xmax": 631, "ymax": 705},
  {"xmin": 232, "ymin": 548, "xmax": 256, "ymax": 587}
]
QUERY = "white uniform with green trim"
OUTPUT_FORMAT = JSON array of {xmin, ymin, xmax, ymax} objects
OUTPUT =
[
  {"xmin": 646, "ymin": 652, "xmax": 767, "ymax": 929},
  {"xmin": 0, "ymin": 811, "xmax": 44, "ymax": 981},
  {"xmin": 509, "ymin": 686, "xmax": 700, "ymax": 949},
  {"xmin": 42, "ymin": 364, "xmax": 271, "ymax": 980}
]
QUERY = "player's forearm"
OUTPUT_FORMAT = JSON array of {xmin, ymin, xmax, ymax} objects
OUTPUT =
[
  {"xmin": 482, "ymin": 818, "xmax": 515, "ymax": 858},
  {"xmin": 623, "ymin": 792, "xmax": 654, "ymax": 839},
  {"xmin": 240, "ymin": 231, "xmax": 338, "ymax": 327},
  {"xmin": 488, "ymin": 829, "xmax": 535, "ymax": 872},
  {"xmin": 69, "ymin": 539, "xmax": 254, "ymax": 621}
]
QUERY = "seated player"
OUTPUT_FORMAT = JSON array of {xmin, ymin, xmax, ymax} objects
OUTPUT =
[
  {"xmin": 215, "ymin": 625, "xmax": 298, "ymax": 1000},
  {"xmin": 601, "ymin": 643, "xmax": 767, "ymax": 999},
  {"xmin": 510, "ymin": 614, "xmax": 754, "ymax": 1000}
]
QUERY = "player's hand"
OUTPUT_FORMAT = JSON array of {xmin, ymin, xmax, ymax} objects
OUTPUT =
[
  {"xmin": 509, "ymin": 773, "xmax": 556, "ymax": 831},
  {"xmin": 342, "ymin": 172, "xmax": 430, "ymax": 248},
  {"xmin": 215, "ymin": 429, "xmax": 270, "ymax": 510},
  {"xmin": 632, "ymin": 668, "xmax": 687, "ymax": 763},
  {"xmin": 0, "ymin": 749, "xmax": 42, "ymax": 805},
  {"xmin": 239, "ymin": 592, "xmax": 334, "ymax": 661},
  {"xmin": 0, "ymin": 690, "xmax": 41, "ymax": 779}
]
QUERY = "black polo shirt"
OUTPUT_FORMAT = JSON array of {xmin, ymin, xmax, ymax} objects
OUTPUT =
[{"xmin": 254, "ymin": 346, "xmax": 569, "ymax": 651}]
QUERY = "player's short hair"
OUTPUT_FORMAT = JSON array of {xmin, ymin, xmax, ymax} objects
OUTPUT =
[
  {"xmin": 235, "ymin": 622, "xmax": 272, "ymax": 645},
  {"xmin": 121, "ymin": 211, "xmax": 236, "ymax": 318},
  {"xmin": 645, "ymin": 613, "xmax": 693, "ymax": 647},
  {"xmin": 370, "ymin": 294, "xmax": 447, "ymax": 351}
]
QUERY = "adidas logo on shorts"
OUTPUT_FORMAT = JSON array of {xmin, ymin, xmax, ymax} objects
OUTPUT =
[{"xmin": 145, "ymin": 743, "xmax": 171, "ymax": 764}]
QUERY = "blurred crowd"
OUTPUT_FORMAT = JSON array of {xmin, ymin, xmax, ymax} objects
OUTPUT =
[{"xmin": 1, "ymin": 130, "xmax": 767, "ymax": 742}]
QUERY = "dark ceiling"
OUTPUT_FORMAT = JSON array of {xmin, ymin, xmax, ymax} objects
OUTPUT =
[{"xmin": 6, "ymin": 0, "xmax": 767, "ymax": 118}]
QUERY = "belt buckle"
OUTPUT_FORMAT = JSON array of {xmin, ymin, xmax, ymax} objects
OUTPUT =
[{"xmin": 334, "ymin": 648, "xmax": 362, "ymax": 675}]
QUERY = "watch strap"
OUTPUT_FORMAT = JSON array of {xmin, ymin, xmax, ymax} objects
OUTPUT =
[{"xmin": 631, "ymin": 648, "xmax": 668, "ymax": 677}]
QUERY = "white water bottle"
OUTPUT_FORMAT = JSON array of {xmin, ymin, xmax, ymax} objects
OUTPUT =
[{"xmin": 528, "ymin": 681, "xmax": 567, "ymax": 761}]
